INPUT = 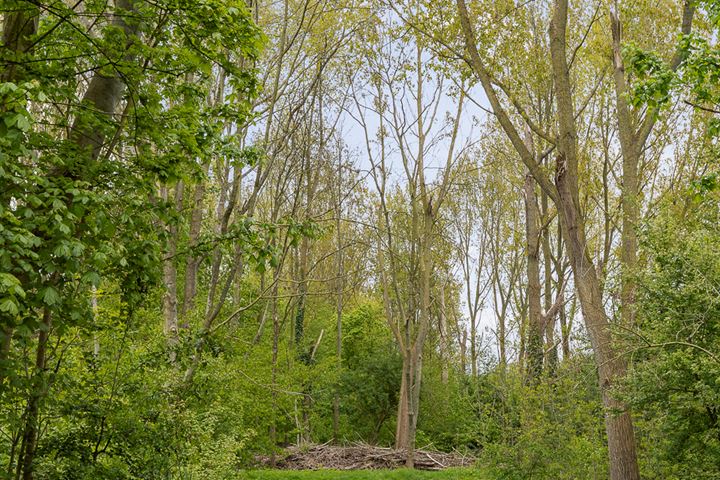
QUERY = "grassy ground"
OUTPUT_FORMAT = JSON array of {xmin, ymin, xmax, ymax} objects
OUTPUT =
[{"xmin": 237, "ymin": 468, "xmax": 488, "ymax": 479}]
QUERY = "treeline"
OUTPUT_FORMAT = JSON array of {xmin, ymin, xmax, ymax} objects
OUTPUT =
[{"xmin": 1, "ymin": 0, "xmax": 719, "ymax": 479}]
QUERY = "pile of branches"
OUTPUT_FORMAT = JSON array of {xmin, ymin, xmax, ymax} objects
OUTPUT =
[{"xmin": 257, "ymin": 442, "xmax": 474, "ymax": 471}]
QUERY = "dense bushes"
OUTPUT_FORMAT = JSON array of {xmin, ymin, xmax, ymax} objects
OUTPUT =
[{"xmin": 624, "ymin": 189, "xmax": 720, "ymax": 479}]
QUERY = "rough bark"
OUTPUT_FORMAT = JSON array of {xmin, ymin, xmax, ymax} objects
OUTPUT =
[{"xmin": 550, "ymin": 1, "xmax": 639, "ymax": 477}]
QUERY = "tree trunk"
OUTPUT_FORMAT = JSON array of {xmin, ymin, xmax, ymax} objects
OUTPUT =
[
  {"xmin": 395, "ymin": 346, "xmax": 422, "ymax": 465},
  {"xmin": 541, "ymin": 192, "xmax": 558, "ymax": 373},
  {"xmin": 180, "ymin": 164, "xmax": 209, "ymax": 321},
  {"xmin": 269, "ymin": 269, "xmax": 280, "ymax": 466},
  {"xmin": 68, "ymin": 0, "xmax": 138, "ymax": 166},
  {"xmin": 18, "ymin": 308, "xmax": 52, "ymax": 480},
  {"xmin": 524, "ymin": 173, "xmax": 543, "ymax": 381},
  {"xmin": 162, "ymin": 183, "xmax": 183, "ymax": 363},
  {"xmin": 1, "ymin": 4, "xmax": 39, "ymax": 84},
  {"xmin": 333, "ymin": 156, "xmax": 344, "ymax": 441},
  {"xmin": 550, "ymin": 1, "xmax": 639, "ymax": 477},
  {"xmin": 439, "ymin": 287, "xmax": 449, "ymax": 384},
  {"xmin": 460, "ymin": 327, "xmax": 467, "ymax": 375},
  {"xmin": 14, "ymin": 2, "xmax": 139, "ymax": 477},
  {"xmin": 0, "ymin": 327, "xmax": 13, "ymax": 389},
  {"xmin": 610, "ymin": 1, "xmax": 694, "ymax": 329},
  {"xmin": 610, "ymin": 11, "xmax": 640, "ymax": 329}
]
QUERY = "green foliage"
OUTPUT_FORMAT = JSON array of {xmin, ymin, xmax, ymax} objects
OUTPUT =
[
  {"xmin": 0, "ymin": 0, "xmax": 265, "ymax": 477},
  {"xmin": 624, "ymin": 189, "xmax": 720, "ymax": 479},
  {"xmin": 416, "ymin": 362, "xmax": 481, "ymax": 452},
  {"xmin": 622, "ymin": 45, "xmax": 675, "ymax": 109},
  {"xmin": 338, "ymin": 301, "xmax": 401, "ymax": 444},
  {"xmin": 479, "ymin": 361, "xmax": 608, "ymax": 480}
]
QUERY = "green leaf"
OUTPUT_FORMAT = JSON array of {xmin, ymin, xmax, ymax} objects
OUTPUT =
[
  {"xmin": 0, "ymin": 297, "xmax": 18, "ymax": 315},
  {"xmin": 82, "ymin": 271, "xmax": 101, "ymax": 287},
  {"xmin": 42, "ymin": 286, "xmax": 61, "ymax": 306}
]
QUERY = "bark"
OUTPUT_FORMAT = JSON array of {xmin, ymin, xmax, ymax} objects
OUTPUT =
[
  {"xmin": 549, "ymin": 2, "xmax": 639, "ymax": 477},
  {"xmin": 0, "ymin": 327, "xmax": 13, "ymax": 389},
  {"xmin": 333, "ymin": 155, "xmax": 344, "ymax": 441},
  {"xmin": 456, "ymin": 0, "xmax": 641, "ymax": 476},
  {"xmin": 18, "ymin": 308, "xmax": 52, "ymax": 480},
  {"xmin": 610, "ymin": 1, "xmax": 694, "ymax": 328},
  {"xmin": 183, "ymin": 251, "xmax": 243, "ymax": 384},
  {"xmin": 294, "ymin": 238, "xmax": 309, "ymax": 350},
  {"xmin": 524, "ymin": 173, "xmax": 543, "ymax": 381},
  {"xmin": 269, "ymin": 270, "xmax": 280, "ymax": 466},
  {"xmin": 541, "ymin": 191, "xmax": 558, "ymax": 373},
  {"xmin": 439, "ymin": 287, "xmax": 449, "ymax": 384},
  {"xmin": 68, "ymin": 0, "xmax": 139, "ymax": 167},
  {"xmin": 162, "ymin": 183, "xmax": 183, "ymax": 363},
  {"xmin": 15, "ymin": 2, "xmax": 139, "ymax": 477},
  {"xmin": 180, "ymin": 164, "xmax": 209, "ymax": 321},
  {"xmin": 1, "ymin": 1, "xmax": 40, "ymax": 386},
  {"xmin": 1, "ymin": 3, "xmax": 39, "ymax": 84},
  {"xmin": 460, "ymin": 327, "xmax": 468, "ymax": 375},
  {"xmin": 205, "ymin": 159, "xmax": 232, "ymax": 316},
  {"xmin": 395, "ymin": 346, "xmax": 422, "ymax": 459}
]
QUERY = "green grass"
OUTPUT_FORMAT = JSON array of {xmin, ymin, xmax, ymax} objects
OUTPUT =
[{"xmin": 236, "ymin": 467, "xmax": 488, "ymax": 479}]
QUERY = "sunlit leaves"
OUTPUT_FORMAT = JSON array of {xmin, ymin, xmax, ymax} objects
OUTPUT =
[{"xmin": 623, "ymin": 44, "xmax": 675, "ymax": 109}]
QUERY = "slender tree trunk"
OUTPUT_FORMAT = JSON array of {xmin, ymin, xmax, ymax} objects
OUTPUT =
[
  {"xmin": 524, "ymin": 173, "xmax": 543, "ymax": 381},
  {"xmin": 162, "ymin": 183, "xmax": 183, "ymax": 362},
  {"xmin": 460, "ymin": 327, "xmax": 467, "ymax": 375},
  {"xmin": 205, "ymin": 160, "xmax": 231, "ymax": 316},
  {"xmin": 18, "ymin": 308, "xmax": 52, "ymax": 480},
  {"xmin": 395, "ymin": 354, "xmax": 411, "ymax": 450},
  {"xmin": 610, "ymin": 1, "xmax": 694, "ymax": 329},
  {"xmin": 1, "ymin": 0, "xmax": 39, "ymax": 396},
  {"xmin": 541, "ymin": 192, "xmax": 558, "ymax": 373},
  {"xmin": 550, "ymin": 2, "xmax": 639, "ymax": 477},
  {"xmin": 180, "ymin": 164, "xmax": 209, "ymax": 321},
  {"xmin": 395, "ymin": 345, "xmax": 422, "ymax": 463},
  {"xmin": 439, "ymin": 287, "xmax": 449, "ymax": 384},
  {"xmin": 0, "ymin": 327, "xmax": 13, "ymax": 389},
  {"xmin": 269, "ymin": 270, "xmax": 280, "ymax": 466},
  {"xmin": 14, "ymin": 3, "xmax": 138, "ymax": 477},
  {"xmin": 333, "ymin": 155, "xmax": 344, "ymax": 441},
  {"xmin": 469, "ymin": 316, "xmax": 477, "ymax": 378},
  {"xmin": 68, "ymin": 0, "xmax": 138, "ymax": 165},
  {"xmin": 611, "ymin": 15, "xmax": 640, "ymax": 329}
]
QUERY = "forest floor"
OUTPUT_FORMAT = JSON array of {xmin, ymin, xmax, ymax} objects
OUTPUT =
[
  {"xmin": 255, "ymin": 443, "xmax": 474, "ymax": 471},
  {"xmin": 238, "ymin": 468, "xmax": 488, "ymax": 479}
]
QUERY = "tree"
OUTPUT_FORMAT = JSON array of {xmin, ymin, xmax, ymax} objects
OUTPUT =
[
  {"xmin": 1, "ymin": 0, "xmax": 262, "ymax": 476},
  {"xmin": 454, "ymin": 0, "xmax": 641, "ymax": 476}
]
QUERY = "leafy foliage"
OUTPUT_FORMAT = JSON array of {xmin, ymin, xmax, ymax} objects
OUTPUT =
[{"xmin": 625, "ymin": 189, "xmax": 720, "ymax": 479}]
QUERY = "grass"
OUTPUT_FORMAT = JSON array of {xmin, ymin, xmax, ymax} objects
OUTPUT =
[{"xmin": 237, "ymin": 467, "xmax": 489, "ymax": 479}]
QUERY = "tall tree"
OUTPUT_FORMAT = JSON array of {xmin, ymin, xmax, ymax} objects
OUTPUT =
[{"xmin": 455, "ymin": 0, "xmax": 641, "ymax": 476}]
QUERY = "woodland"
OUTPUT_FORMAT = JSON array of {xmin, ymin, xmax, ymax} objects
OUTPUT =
[{"xmin": 0, "ymin": 0, "xmax": 719, "ymax": 478}]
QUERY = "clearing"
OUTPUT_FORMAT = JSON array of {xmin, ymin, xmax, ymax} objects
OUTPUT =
[
  {"xmin": 244, "ymin": 444, "xmax": 483, "ymax": 479},
  {"xmin": 238, "ymin": 468, "xmax": 487, "ymax": 480}
]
